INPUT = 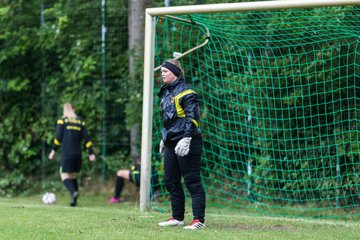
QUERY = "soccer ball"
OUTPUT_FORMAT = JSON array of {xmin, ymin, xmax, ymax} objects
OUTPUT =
[{"xmin": 42, "ymin": 192, "xmax": 56, "ymax": 205}]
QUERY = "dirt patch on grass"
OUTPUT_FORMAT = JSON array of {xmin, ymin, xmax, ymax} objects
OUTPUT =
[{"xmin": 216, "ymin": 223, "xmax": 293, "ymax": 231}]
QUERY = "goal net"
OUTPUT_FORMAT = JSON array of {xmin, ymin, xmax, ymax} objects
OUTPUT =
[{"xmin": 142, "ymin": 1, "xmax": 360, "ymax": 218}]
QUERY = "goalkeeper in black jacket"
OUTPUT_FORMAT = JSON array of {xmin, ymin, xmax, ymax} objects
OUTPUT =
[
  {"xmin": 48, "ymin": 103, "xmax": 95, "ymax": 207},
  {"xmin": 157, "ymin": 59, "xmax": 206, "ymax": 230}
]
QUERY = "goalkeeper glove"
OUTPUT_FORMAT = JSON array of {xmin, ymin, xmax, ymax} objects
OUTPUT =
[
  {"xmin": 174, "ymin": 137, "xmax": 192, "ymax": 157},
  {"xmin": 159, "ymin": 140, "xmax": 165, "ymax": 155}
]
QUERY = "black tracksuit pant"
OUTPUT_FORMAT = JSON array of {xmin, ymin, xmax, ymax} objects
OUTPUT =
[{"xmin": 163, "ymin": 134, "xmax": 206, "ymax": 223}]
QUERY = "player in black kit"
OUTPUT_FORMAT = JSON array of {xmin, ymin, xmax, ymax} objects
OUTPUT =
[
  {"xmin": 109, "ymin": 158, "xmax": 159, "ymax": 204},
  {"xmin": 48, "ymin": 103, "xmax": 95, "ymax": 206}
]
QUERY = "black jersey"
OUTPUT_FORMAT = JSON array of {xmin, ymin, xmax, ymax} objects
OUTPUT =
[{"xmin": 51, "ymin": 117, "xmax": 94, "ymax": 159}]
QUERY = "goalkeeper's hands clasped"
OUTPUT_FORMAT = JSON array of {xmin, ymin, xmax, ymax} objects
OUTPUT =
[{"xmin": 175, "ymin": 137, "xmax": 192, "ymax": 157}]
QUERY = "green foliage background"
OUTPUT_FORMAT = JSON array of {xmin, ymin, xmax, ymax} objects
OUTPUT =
[
  {"xmin": 0, "ymin": 0, "xmax": 127, "ymax": 195},
  {"xmin": 0, "ymin": 0, "xmax": 251, "ymax": 195}
]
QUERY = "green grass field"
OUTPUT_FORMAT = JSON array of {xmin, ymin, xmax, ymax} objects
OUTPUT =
[{"xmin": 0, "ymin": 194, "xmax": 359, "ymax": 240}]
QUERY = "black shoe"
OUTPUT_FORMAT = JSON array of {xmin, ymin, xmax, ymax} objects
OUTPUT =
[{"xmin": 70, "ymin": 191, "xmax": 78, "ymax": 207}]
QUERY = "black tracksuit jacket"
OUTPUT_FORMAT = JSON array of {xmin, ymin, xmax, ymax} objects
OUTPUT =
[{"xmin": 157, "ymin": 77, "xmax": 201, "ymax": 143}]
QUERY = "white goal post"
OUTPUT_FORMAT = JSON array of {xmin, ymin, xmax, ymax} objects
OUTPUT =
[{"xmin": 139, "ymin": 0, "xmax": 360, "ymax": 211}]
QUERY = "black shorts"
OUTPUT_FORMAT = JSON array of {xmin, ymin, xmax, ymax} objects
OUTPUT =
[
  {"xmin": 129, "ymin": 168, "xmax": 140, "ymax": 187},
  {"xmin": 60, "ymin": 153, "xmax": 82, "ymax": 173},
  {"xmin": 129, "ymin": 165, "xmax": 159, "ymax": 189}
]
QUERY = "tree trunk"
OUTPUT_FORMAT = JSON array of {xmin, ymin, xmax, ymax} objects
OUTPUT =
[{"xmin": 128, "ymin": 0, "xmax": 150, "ymax": 162}]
